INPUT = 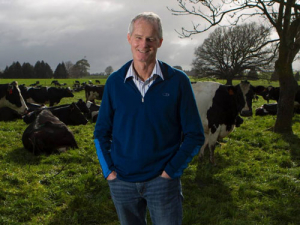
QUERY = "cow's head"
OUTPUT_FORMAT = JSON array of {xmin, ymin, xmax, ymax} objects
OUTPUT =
[
  {"xmin": 2, "ymin": 81, "xmax": 28, "ymax": 115},
  {"xmin": 65, "ymin": 87, "xmax": 74, "ymax": 97},
  {"xmin": 68, "ymin": 103, "xmax": 88, "ymax": 125},
  {"xmin": 235, "ymin": 80, "xmax": 254, "ymax": 117}
]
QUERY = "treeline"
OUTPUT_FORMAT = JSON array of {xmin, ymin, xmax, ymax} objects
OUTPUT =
[{"xmin": 0, "ymin": 58, "xmax": 90, "ymax": 79}]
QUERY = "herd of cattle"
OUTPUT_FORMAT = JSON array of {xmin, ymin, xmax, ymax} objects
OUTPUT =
[
  {"xmin": 0, "ymin": 80, "xmax": 299, "ymax": 161},
  {"xmin": 0, "ymin": 81, "xmax": 103, "ymax": 155}
]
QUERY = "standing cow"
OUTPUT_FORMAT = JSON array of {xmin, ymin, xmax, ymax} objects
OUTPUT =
[
  {"xmin": 0, "ymin": 81, "xmax": 28, "ymax": 115},
  {"xmin": 192, "ymin": 80, "xmax": 256, "ymax": 164},
  {"xmin": 21, "ymin": 86, "xmax": 74, "ymax": 106}
]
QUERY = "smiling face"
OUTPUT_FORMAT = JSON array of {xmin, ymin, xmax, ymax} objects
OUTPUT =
[{"xmin": 127, "ymin": 18, "xmax": 163, "ymax": 66}]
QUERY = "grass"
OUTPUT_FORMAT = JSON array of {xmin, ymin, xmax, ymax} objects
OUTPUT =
[{"xmin": 0, "ymin": 78, "xmax": 300, "ymax": 224}]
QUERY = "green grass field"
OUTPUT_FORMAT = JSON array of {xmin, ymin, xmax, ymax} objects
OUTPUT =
[{"xmin": 0, "ymin": 78, "xmax": 299, "ymax": 225}]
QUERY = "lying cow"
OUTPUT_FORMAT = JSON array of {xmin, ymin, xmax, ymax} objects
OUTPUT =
[
  {"xmin": 0, "ymin": 81, "xmax": 28, "ymax": 115},
  {"xmin": 86, "ymin": 101, "xmax": 100, "ymax": 122},
  {"xmin": 23, "ymin": 102, "xmax": 88, "ymax": 125},
  {"xmin": 192, "ymin": 80, "xmax": 256, "ymax": 164},
  {"xmin": 22, "ymin": 110, "xmax": 78, "ymax": 155},
  {"xmin": 256, "ymin": 103, "xmax": 300, "ymax": 116},
  {"xmin": 255, "ymin": 103, "xmax": 278, "ymax": 116},
  {"xmin": 20, "ymin": 86, "xmax": 74, "ymax": 106},
  {"xmin": 85, "ymin": 84, "xmax": 105, "ymax": 103}
]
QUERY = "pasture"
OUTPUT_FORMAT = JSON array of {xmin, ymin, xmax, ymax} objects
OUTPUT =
[{"xmin": 1, "ymin": 78, "xmax": 300, "ymax": 225}]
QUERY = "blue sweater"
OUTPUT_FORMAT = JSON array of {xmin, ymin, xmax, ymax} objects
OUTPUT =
[{"xmin": 94, "ymin": 60, "xmax": 204, "ymax": 182}]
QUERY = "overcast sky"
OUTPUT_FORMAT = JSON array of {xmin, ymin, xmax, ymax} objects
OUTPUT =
[
  {"xmin": 0, "ymin": 0, "xmax": 212, "ymax": 74},
  {"xmin": 1, "ymin": 0, "xmax": 299, "ymax": 74}
]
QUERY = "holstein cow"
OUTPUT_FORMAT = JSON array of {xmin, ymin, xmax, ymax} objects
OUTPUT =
[
  {"xmin": 85, "ymin": 84, "xmax": 105, "ymax": 103},
  {"xmin": 21, "ymin": 86, "xmax": 74, "ymax": 106},
  {"xmin": 22, "ymin": 110, "xmax": 78, "ymax": 155},
  {"xmin": 263, "ymin": 86, "xmax": 300, "ymax": 104},
  {"xmin": 0, "ymin": 81, "xmax": 28, "ymax": 115},
  {"xmin": 255, "ymin": 103, "xmax": 278, "ymax": 116},
  {"xmin": 23, "ymin": 102, "xmax": 88, "ymax": 125},
  {"xmin": 192, "ymin": 80, "xmax": 256, "ymax": 164},
  {"xmin": 86, "ymin": 101, "xmax": 100, "ymax": 122}
]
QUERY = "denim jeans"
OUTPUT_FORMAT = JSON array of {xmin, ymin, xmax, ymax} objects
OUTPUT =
[{"xmin": 108, "ymin": 176, "xmax": 183, "ymax": 225}]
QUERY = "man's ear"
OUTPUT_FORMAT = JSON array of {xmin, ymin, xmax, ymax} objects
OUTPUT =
[
  {"xmin": 127, "ymin": 33, "xmax": 131, "ymax": 44},
  {"xmin": 158, "ymin": 38, "xmax": 163, "ymax": 48}
]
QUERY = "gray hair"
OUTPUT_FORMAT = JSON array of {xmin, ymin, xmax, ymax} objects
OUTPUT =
[{"xmin": 128, "ymin": 12, "xmax": 163, "ymax": 39}]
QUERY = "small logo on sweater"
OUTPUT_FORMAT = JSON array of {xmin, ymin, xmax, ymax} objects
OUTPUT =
[{"xmin": 162, "ymin": 93, "xmax": 170, "ymax": 97}]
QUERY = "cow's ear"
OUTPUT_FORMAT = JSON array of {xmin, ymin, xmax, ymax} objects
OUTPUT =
[
  {"xmin": 7, "ymin": 85, "xmax": 13, "ymax": 94},
  {"xmin": 228, "ymin": 86, "xmax": 235, "ymax": 95}
]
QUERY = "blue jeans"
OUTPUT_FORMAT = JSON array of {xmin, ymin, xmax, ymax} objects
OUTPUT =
[{"xmin": 108, "ymin": 176, "xmax": 183, "ymax": 225}]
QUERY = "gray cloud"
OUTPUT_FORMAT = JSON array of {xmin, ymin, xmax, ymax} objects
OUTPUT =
[
  {"xmin": 2, "ymin": 0, "xmax": 297, "ymax": 74},
  {"xmin": 0, "ymin": 0, "xmax": 207, "ymax": 74}
]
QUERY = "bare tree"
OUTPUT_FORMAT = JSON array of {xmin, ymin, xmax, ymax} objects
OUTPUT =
[
  {"xmin": 64, "ymin": 61, "xmax": 74, "ymax": 77},
  {"xmin": 105, "ymin": 66, "xmax": 114, "ymax": 76},
  {"xmin": 192, "ymin": 23, "xmax": 275, "ymax": 85},
  {"xmin": 169, "ymin": 0, "xmax": 300, "ymax": 134}
]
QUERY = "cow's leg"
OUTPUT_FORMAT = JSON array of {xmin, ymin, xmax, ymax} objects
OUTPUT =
[
  {"xmin": 208, "ymin": 144, "xmax": 216, "ymax": 165},
  {"xmin": 208, "ymin": 129, "xmax": 220, "ymax": 165},
  {"xmin": 198, "ymin": 137, "xmax": 208, "ymax": 161}
]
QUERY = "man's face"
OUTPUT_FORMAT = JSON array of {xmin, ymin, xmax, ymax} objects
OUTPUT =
[{"xmin": 127, "ymin": 19, "xmax": 163, "ymax": 64}]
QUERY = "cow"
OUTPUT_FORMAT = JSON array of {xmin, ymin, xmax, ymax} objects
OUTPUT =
[
  {"xmin": 0, "ymin": 81, "xmax": 28, "ymax": 115},
  {"xmin": 29, "ymin": 81, "xmax": 40, "ymax": 87},
  {"xmin": 192, "ymin": 80, "xmax": 256, "ymax": 164},
  {"xmin": 23, "ymin": 102, "xmax": 88, "ymax": 125},
  {"xmin": 264, "ymin": 86, "xmax": 280, "ymax": 103},
  {"xmin": 256, "ymin": 102, "xmax": 300, "ymax": 116},
  {"xmin": 21, "ymin": 86, "xmax": 74, "ymax": 106},
  {"xmin": 255, "ymin": 103, "xmax": 278, "ymax": 116},
  {"xmin": 22, "ymin": 110, "xmax": 78, "ymax": 155},
  {"xmin": 84, "ymin": 84, "xmax": 105, "ymax": 103},
  {"xmin": 252, "ymin": 85, "xmax": 269, "ymax": 102},
  {"xmin": 262, "ymin": 86, "xmax": 300, "ymax": 105},
  {"xmin": 51, "ymin": 80, "xmax": 61, "ymax": 86},
  {"xmin": 86, "ymin": 101, "xmax": 100, "ymax": 122},
  {"xmin": 75, "ymin": 99, "xmax": 90, "ymax": 114}
]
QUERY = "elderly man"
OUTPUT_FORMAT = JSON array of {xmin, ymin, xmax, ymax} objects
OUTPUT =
[{"xmin": 94, "ymin": 12, "xmax": 204, "ymax": 225}]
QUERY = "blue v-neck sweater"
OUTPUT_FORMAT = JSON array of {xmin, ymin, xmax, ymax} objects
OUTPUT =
[{"xmin": 94, "ymin": 60, "xmax": 204, "ymax": 182}]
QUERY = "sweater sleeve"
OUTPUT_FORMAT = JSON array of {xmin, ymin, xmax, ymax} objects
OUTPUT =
[
  {"xmin": 93, "ymin": 78, "xmax": 116, "ymax": 179},
  {"xmin": 164, "ymin": 73, "xmax": 205, "ymax": 178}
]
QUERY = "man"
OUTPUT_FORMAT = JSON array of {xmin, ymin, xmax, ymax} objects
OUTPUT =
[{"xmin": 94, "ymin": 12, "xmax": 204, "ymax": 225}]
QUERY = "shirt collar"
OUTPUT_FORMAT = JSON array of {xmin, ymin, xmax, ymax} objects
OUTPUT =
[{"xmin": 124, "ymin": 60, "xmax": 164, "ymax": 83}]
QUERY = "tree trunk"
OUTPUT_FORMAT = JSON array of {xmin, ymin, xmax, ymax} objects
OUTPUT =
[
  {"xmin": 225, "ymin": 79, "xmax": 233, "ymax": 85},
  {"xmin": 274, "ymin": 59, "xmax": 298, "ymax": 134}
]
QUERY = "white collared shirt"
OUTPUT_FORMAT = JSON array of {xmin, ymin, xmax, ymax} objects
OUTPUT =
[{"xmin": 125, "ymin": 60, "xmax": 164, "ymax": 98}]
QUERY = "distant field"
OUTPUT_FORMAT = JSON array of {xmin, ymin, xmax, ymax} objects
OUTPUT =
[{"xmin": 0, "ymin": 78, "xmax": 300, "ymax": 225}]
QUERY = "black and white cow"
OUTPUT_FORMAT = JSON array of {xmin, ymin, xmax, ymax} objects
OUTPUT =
[
  {"xmin": 84, "ymin": 84, "xmax": 105, "ymax": 103},
  {"xmin": 0, "ymin": 81, "xmax": 28, "ymax": 115},
  {"xmin": 22, "ymin": 110, "xmax": 78, "ymax": 155},
  {"xmin": 255, "ymin": 103, "xmax": 278, "ymax": 116},
  {"xmin": 86, "ymin": 101, "xmax": 100, "ymax": 122},
  {"xmin": 20, "ymin": 86, "xmax": 74, "ymax": 106},
  {"xmin": 192, "ymin": 80, "xmax": 256, "ymax": 164},
  {"xmin": 23, "ymin": 102, "xmax": 88, "ymax": 125}
]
